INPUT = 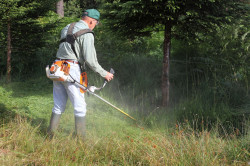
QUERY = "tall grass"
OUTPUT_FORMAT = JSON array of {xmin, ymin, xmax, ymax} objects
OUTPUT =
[
  {"xmin": 0, "ymin": 77, "xmax": 249, "ymax": 165},
  {"xmin": 1, "ymin": 116, "xmax": 249, "ymax": 165}
]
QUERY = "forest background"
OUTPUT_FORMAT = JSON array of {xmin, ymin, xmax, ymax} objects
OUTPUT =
[{"xmin": 0, "ymin": 0, "xmax": 249, "ymax": 165}]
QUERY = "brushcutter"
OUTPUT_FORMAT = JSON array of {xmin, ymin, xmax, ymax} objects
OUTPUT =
[{"xmin": 45, "ymin": 61, "xmax": 136, "ymax": 121}]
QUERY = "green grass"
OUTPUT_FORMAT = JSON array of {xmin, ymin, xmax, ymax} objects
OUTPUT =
[{"xmin": 0, "ymin": 78, "xmax": 249, "ymax": 165}]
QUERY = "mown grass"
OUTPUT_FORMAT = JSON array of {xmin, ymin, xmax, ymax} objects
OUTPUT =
[{"xmin": 0, "ymin": 78, "xmax": 249, "ymax": 165}]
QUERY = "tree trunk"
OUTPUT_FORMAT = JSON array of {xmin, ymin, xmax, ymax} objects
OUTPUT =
[
  {"xmin": 7, "ymin": 21, "xmax": 11, "ymax": 83},
  {"xmin": 56, "ymin": 0, "xmax": 64, "ymax": 17},
  {"xmin": 161, "ymin": 22, "xmax": 171, "ymax": 107}
]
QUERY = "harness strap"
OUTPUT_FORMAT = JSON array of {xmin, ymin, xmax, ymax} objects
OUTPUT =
[
  {"xmin": 66, "ymin": 23, "xmax": 78, "ymax": 57},
  {"xmin": 67, "ymin": 22, "xmax": 76, "ymax": 37},
  {"xmin": 60, "ymin": 22, "xmax": 94, "ymax": 71},
  {"xmin": 74, "ymin": 29, "xmax": 93, "ymax": 38},
  {"xmin": 60, "ymin": 27, "xmax": 93, "ymax": 43}
]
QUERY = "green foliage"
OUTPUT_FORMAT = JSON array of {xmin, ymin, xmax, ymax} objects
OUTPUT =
[
  {"xmin": 102, "ymin": 0, "xmax": 246, "ymax": 39},
  {"xmin": 64, "ymin": 0, "xmax": 100, "ymax": 10},
  {"xmin": 169, "ymin": 20, "xmax": 249, "ymax": 135},
  {"xmin": 171, "ymin": 22, "xmax": 249, "ymax": 104},
  {"xmin": 174, "ymin": 93, "xmax": 249, "ymax": 135},
  {"xmin": 64, "ymin": 0, "xmax": 82, "ymax": 18},
  {"xmin": 0, "ymin": 0, "xmax": 35, "ymax": 20},
  {"xmin": 101, "ymin": 0, "xmax": 249, "ymax": 107},
  {"xmin": 0, "ymin": 0, "xmax": 59, "ymax": 79}
]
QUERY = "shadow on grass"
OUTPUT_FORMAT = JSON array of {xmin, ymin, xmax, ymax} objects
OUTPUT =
[
  {"xmin": 30, "ymin": 117, "xmax": 49, "ymax": 136},
  {"xmin": 0, "ymin": 102, "xmax": 49, "ymax": 136},
  {"xmin": 0, "ymin": 77, "xmax": 53, "ymax": 135},
  {"xmin": 0, "ymin": 103, "xmax": 16, "ymax": 124}
]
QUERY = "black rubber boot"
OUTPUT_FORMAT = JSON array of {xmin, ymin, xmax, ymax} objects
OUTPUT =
[
  {"xmin": 75, "ymin": 116, "xmax": 86, "ymax": 140},
  {"xmin": 47, "ymin": 112, "xmax": 61, "ymax": 138}
]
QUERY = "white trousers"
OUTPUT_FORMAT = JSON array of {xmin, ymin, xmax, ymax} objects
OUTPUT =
[{"xmin": 52, "ymin": 61, "xmax": 87, "ymax": 117}]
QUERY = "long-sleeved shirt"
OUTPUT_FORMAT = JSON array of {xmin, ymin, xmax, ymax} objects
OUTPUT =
[{"xmin": 56, "ymin": 20, "xmax": 108, "ymax": 77}]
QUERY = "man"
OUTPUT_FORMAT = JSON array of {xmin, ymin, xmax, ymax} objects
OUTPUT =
[{"xmin": 48, "ymin": 9, "xmax": 113, "ymax": 138}]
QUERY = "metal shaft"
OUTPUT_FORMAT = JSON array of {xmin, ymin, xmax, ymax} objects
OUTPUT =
[
  {"xmin": 74, "ymin": 81, "xmax": 136, "ymax": 121},
  {"xmin": 91, "ymin": 93, "xmax": 136, "ymax": 121}
]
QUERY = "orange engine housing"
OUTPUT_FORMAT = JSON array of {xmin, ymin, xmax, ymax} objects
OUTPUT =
[{"xmin": 80, "ymin": 72, "xmax": 88, "ymax": 93}]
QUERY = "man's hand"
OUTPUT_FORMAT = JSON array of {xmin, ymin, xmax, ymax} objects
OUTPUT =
[{"xmin": 105, "ymin": 72, "xmax": 114, "ymax": 82}]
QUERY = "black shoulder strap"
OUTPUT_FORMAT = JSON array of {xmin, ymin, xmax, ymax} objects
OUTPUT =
[
  {"xmin": 66, "ymin": 22, "xmax": 76, "ymax": 45},
  {"xmin": 60, "ymin": 23, "xmax": 94, "ymax": 71},
  {"xmin": 74, "ymin": 29, "xmax": 93, "ymax": 39},
  {"xmin": 60, "ymin": 22, "xmax": 94, "ymax": 57},
  {"xmin": 59, "ymin": 22, "xmax": 76, "ymax": 44}
]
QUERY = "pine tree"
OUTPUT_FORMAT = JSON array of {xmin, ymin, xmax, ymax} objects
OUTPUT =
[
  {"xmin": 0, "ymin": 0, "xmax": 57, "ymax": 82},
  {"xmin": 103, "ymin": 0, "xmax": 248, "ymax": 107}
]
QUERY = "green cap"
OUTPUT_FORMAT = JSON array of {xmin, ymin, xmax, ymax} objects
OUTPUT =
[{"xmin": 82, "ymin": 9, "xmax": 100, "ymax": 21}]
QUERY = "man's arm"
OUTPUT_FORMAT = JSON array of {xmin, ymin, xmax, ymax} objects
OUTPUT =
[{"xmin": 83, "ymin": 33, "xmax": 108, "ymax": 77}]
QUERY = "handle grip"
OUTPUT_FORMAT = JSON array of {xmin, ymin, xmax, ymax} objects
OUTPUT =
[
  {"xmin": 110, "ymin": 68, "xmax": 115, "ymax": 74},
  {"xmin": 105, "ymin": 68, "xmax": 115, "ymax": 82},
  {"xmin": 102, "ymin": 68, "xmax": 115, "ymax": 88}
]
